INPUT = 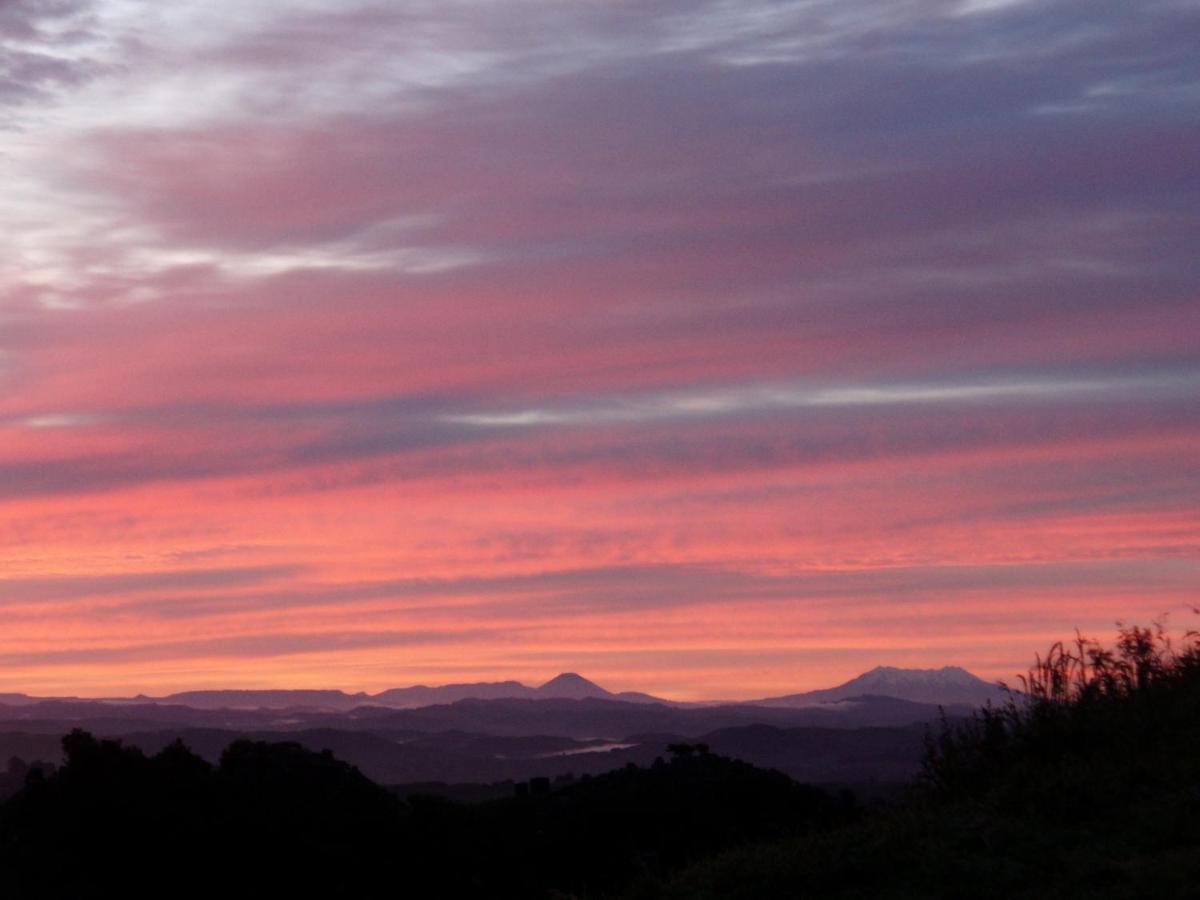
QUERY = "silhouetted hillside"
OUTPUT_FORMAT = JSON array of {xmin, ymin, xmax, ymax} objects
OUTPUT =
[
  {"xmin": 0, "ymin": 731, "xmax": 401, "ymax": 897},
  {"xmin": 409, "ymin": 745, "xmax": 855, "ymax": 897},
  {"xmin": 0, "ymin": 731, "xmax": 850, "ymax": 898},
  {"xmin": 698, "ymin": 722, "xmax": 930, "ymax": 785},
  {"xmin": 634, "ymin": 621, "xmax": 1200, "ymax": 899}
]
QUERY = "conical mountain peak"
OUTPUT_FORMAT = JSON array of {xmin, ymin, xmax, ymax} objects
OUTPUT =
[
  {"xmin": 537, "ymin": 672, "xmax": 610, "ymax": 698},
  {"xmin": 757, "ymin": 664, "xmax": 1006, "ymax": 708}
]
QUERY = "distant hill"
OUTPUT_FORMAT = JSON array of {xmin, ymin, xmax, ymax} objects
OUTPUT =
[
  {"xmin": 161, "ymin": 688, "xmax": 371, "ymax": 711},
  {"xmin": 0, "ymin": 666, "xmax": 1004, "ymax": 715},
  {"xmin": 0, "ymin": 694, "xmax": 44, "ymax": 707},
  {"xmin": 373, "ymin": 679, "xmax": 535, "ymax": 707},
  {"xmin": 374, "ymin": 671, "xmax": 645, "ymax": 707},
  {"xmin": 338, "ymin": 693, "xmax": 969, "ymax": 739},
  {"xmin": 148, "ymin": 672, "xmax": 672, "ymax": 711},
  {"xmin": 756, "ymin": 665, "xmax": 1007, "ymax": 709},
  {"xmin": 0, "ymin": 692, "xmax": 964, "ymax": 784},
  {"xmin": 0, "ymin": 716, "xmax": 935, "ymax": 788}
]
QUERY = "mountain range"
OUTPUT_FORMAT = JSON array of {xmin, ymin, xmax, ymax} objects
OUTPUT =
[
  {"xmin": 0, "ymin": 666, "xmax": 1008, "ymax": 712},
  {"xmin": 147, "ymin": 671, "xmax": 666, "ymax": 711}
]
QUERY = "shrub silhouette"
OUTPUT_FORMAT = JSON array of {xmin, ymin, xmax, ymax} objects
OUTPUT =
[{"xmin": 922, "ymin": 618, "xmax": 1200, "ymax": 801}]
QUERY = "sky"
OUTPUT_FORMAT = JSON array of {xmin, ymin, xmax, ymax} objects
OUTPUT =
[{"xmin": 1, "ymin": 0, "xmax": 1197, "ymax": 700}]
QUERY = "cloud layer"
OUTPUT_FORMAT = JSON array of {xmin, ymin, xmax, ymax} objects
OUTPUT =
[{"xmin": 1, "ymin": 0, "xmax": 1197, "ymax": 697}]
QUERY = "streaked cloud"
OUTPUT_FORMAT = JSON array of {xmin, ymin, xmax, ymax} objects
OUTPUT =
[
  {"xmin": 0, "ymin": 0, "xmax": 1196, "ymax": 697},
  {"xmin": 445, "ymin": 371, "xmax": 1200, "ymax": 428}
]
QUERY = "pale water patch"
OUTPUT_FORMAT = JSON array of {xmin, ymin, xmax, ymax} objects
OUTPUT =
[{"xmin": 536, "ymin": 742, "xmax": 638, "ymax": 759}]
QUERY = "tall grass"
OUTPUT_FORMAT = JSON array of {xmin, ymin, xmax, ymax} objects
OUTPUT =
[{"xmin": 922, "ymin": 614, "xmax": 1200, "ymax": 797}]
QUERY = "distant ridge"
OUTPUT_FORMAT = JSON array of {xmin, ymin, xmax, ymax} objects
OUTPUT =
[
  {"xmin": 161, "ymin": 689, "xmax": 370, "ymax": 711},
  {"xmin": 373, "ymin": 680, "xmax": 535, "ymax": 708},
  {"xmin": 756, "ymin": 665, "xmax": 1006, "ymax": 709},
  {"xmin": 129, "ymin": 673, "xmax": 673, "ymax": 711},
  {"xmin": 0, "ymin": 666, "xmax": 1005, "ymax": 713},
  {"xmin": 0, "ymin": 693, "xmax": 46, "ymax": 707}
]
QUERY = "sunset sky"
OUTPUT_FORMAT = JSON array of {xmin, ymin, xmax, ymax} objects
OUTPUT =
[{"xmin": 1, "ymin": 0, "xmax": 1197, "ymax": 699}]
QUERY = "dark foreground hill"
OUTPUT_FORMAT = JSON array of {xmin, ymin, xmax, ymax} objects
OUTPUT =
[
  {"xmin": 0, "ymin": 733, "xmax": 850, "ymax": 899},
  {"xmin": 631, "ymin": 622, "xmax": 1200, "ymax": 899}
]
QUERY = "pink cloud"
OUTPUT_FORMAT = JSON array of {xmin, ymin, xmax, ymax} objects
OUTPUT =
[{"xmin": 1, "ymin": 0, "xmax": 1197, "ymax": 696}]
